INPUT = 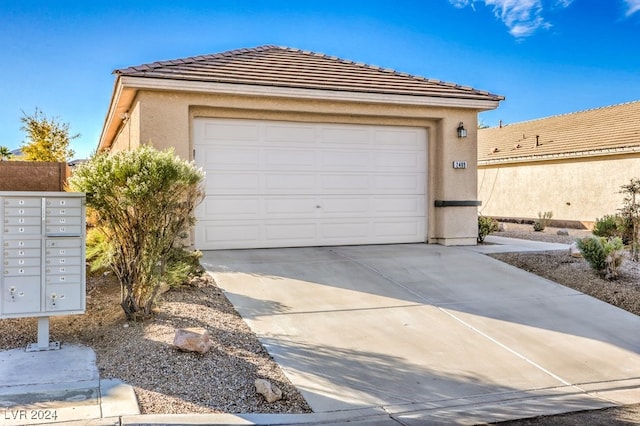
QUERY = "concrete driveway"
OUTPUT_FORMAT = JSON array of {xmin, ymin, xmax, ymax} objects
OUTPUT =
[{"xmin": 202, "ymin": 243, "xmax": 640, "ymax": 424}]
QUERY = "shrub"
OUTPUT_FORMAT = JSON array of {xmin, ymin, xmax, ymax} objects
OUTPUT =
[
  {"xmin": 618, "ymin": 178, "xmax": 640, "ymax": 260},
  {"xmin": 593, "ymin": 215, "xmax": 622, "ymax": 239},
  {"xmin": 533, "ymin": 211, "xmax": 553, "ymax": 232},
  {"xmin": 68, "ymin": 146, "xmax": 204, "ymax": 319},
  {"xmin": 478, "ymin": 215, "xmax": 499, "ymax": 243},
  {"xmin": 592, "ymin": 214, "xmax": 633, "ymax": 243},
  {"xmin": 576, "ymin": 236, "xmax": 625, "ymax": 280}
]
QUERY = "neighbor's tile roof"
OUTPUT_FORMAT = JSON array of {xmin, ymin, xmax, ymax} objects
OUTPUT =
[
  {"xmin": 479, "ymin": 100, "xmax": 640, "ymax": 164},
  {"xmin": 115, "ymin": 45, "xmax": 504, "ymax": 102}
]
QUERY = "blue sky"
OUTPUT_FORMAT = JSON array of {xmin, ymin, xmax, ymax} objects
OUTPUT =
[{"xmin": 1, "ymin": 0, "xmax": 639, "ymax": 159}]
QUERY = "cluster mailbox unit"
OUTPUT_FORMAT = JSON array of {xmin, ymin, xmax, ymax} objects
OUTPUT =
[{"xmin": 0, "ymin": 191, "xmax": 86, "ymax": 351}]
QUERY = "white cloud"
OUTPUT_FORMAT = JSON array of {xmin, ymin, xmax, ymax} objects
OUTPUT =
[
  {"xmin": 448, "ymin": 0, "xmax": 573, "ymax": 38},
  {"xmin": 624, "ymin": 0, "xmax": 640, "ymax": 16}
]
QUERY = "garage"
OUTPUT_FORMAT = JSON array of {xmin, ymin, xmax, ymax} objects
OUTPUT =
[
  {"xmin": 98, "ymin": 46, "xmax": 504, "ymax": 247},
  {"xmin": 194, "ymin": 118, "xmax": 427, "ymax": 249}
]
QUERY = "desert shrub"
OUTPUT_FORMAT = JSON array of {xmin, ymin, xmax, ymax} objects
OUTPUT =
[
  {"xmin": 164, "ymin": 247, "xmax": 205, "ymax": 289},
  {"xmin": 478, "ymin": 215, "xmax": 499, "ymax": 243},
  {"xmin": 618, "ymin": 178, "xmax": 640, "ymax": 260},
  {"xmin": 592, "ymin": 214, "xmax": 633, "ymax": 243},
  {"xmin": 576, "ymin": 236, "xmax": 625, "ymax": 280},
  {"xmin": 593, "ymin": 215, "xmax": 622, "ymax": 239},
  {"xmin": 69, "ymin": 146, "xmax": 204, "ymax": 319},
  {"xmin": 533, "ymin": 211, "xmax": 553, "ymax": 231}
]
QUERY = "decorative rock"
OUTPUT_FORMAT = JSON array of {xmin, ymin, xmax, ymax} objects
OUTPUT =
[
  {"xmin": 498, "ymin": 223, "xmax": 507, "ymax": 232},
  {"xmin": 255, "ymin": 378, "xmax": 283, "ymax": 403},
  {"xmin": 173, "ymin": 328, "xmax": 212, "ymax": 354},
  {"xmin": 557, "ymin": 229, "xmax": 569, "ymax": 236},
  {"xmin": 570, "ymin": 242, "xmax": 582, "ymax": 258}
]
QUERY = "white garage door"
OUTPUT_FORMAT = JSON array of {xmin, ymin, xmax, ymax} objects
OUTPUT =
[{"xmin": 193, "ymin": 118, "xmax": 427, "ymax": 249}]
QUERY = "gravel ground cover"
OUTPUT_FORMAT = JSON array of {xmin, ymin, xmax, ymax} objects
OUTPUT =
[{"xmin": 0, "ymin": 273, "xmax": 311, "ymax": 414}]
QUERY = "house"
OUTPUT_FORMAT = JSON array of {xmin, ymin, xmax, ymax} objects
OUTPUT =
[
  {"xmin": 98, "ymin": 45, "xmax": 503, "ymax": 249},
  {"xmin": 478, "ymin": 101, "xmax": 640, "ymax": 227}
]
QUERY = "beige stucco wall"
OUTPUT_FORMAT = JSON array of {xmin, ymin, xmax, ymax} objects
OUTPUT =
[
  {"xmin": 111, "ymin": 100, "xmax": 141, "ymax": 152},
  {"xmin": 478, "ymin": 155, "xmax": 640, "ymax": 225},
  {"xmin": 110, "ymin": 89, "xmax": 483, "ymax": 245}
]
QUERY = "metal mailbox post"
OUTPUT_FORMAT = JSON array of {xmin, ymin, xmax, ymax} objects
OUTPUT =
[{"xmin": 0, "ymin": 192, "xmax": 86, "ymax": 351}]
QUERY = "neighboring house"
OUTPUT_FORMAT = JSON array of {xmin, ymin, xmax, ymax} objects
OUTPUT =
[
  {"xmin": 478, "ymin": 101, "xmax": 640, "ymax": 227},
  {"xmin": 98, "ymin": 45, "xmax": 503, "ymax": 249}
]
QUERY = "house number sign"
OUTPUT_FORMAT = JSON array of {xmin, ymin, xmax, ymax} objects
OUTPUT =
[
  {"xmin": 453, "ymin": 161, "xmax": 468, "ymax": 169},
  {"xmin": 0, "ymin": 191, "xmax": 86, "ymax": 351}
]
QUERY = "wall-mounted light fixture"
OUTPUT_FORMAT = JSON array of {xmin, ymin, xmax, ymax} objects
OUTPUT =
[{"xmin": 457, "ymin": 122, "xmax": 467, "ymax": 138}]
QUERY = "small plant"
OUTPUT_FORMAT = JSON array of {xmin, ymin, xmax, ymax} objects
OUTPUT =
[
  {"xmin": 478, "ymin": 215, "xmax": 499, "ymax": 243},
  {"xmin": 576, "ymin": 236, "xmax": 625, "ymax": 280},
  {"xmin": 533, "ymin": 211, "xmax": 553, "ymax": 231},
  {"xmin": 618, "ymin": 178, "xmax": 640, "ymax": 260}
]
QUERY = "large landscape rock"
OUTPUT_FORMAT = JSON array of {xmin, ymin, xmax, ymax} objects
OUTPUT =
[
  {"xmin": 255, "ymin": 378, "xmax": 283, "ymax": 403},
  {"xmin": 173, "ymin": 327, "xmax": 213, "ymax": 354}
]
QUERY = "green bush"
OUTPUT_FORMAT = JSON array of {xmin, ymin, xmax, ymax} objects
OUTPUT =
[
  {"xmin": 593, "ymin": 215, "xmax": 622, "ymax": 239},
  {"xmin": 69, "ymin": 146, "xmax": 205, "ymax": 319},
  {"xmin": 576, "ymin": 237, "xmax": 606, "ymax": 271},
  {"xmin": 533, "ymin": 211, "xmax": 553, "ymax": 231},
  {"xmin": 478, "ymin": 215, "xmax": 499, "ymax": 243},
  {"xmin": 576, "ymin": 236, "xmax": 625, "ymax": 280}
]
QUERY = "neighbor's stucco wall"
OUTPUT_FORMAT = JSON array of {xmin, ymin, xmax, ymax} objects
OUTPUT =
[
  {"xmin": 478, "ymin": 154, "xmax": 640, "ymax": 225},
  {"xmin": 112, "ymin": 89, "xmax": 483, "ymax": 245}
]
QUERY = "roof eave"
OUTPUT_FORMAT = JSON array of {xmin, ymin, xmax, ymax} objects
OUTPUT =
[
  {"xmin": 98, "ymin": 76, "xmax": 502, "ymax": 152},
  {"xmin": 121, "ymin": 76, "xmax": 502, "ymax": 108},
  {"xmin": 98, "ymin": 76, "xmax": 131, "ymax": 153},
  {"xmin": 479, "ymin": 145, "xmax": 640, "ymax": 166}
]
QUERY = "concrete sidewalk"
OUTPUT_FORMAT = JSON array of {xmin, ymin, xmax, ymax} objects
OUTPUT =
[
  {"xmin": 203, "ymin": 243, "xmax": 640, "ymax": 424},
  {"xmin": 465, "ymin": 235, "xmax": 571, "ymax": 254},
  {"xmin": 0, "ymin": 344, "xmax": 139, "ymax": 425}
]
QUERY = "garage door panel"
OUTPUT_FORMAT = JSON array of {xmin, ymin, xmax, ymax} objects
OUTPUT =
[
  {"xmin": 198, "ymin": 223, "xmax": 261, "ymax": 248},
  {"xmin": 203, "ymin": 121, "xmax": 260, "ymax": 141},
  {"xmin": 374, "ymin": 152, "xmax": 425, "ymax": 171},
  {"xmin": 373, "ymin": 174, "xmax": 426, "ymax": 192},
  {"xmin": 265, "ymin": 124, "xmax": 316, "ymax": 143},
  {"xmin": 320, "ymin": 221, "xmax": 370, "ymax": 240},
  {"xmin": 194, "ymin": 118, "xmax": 427, "ymax": 249},
  {"xmin": 373, "ymin": 129, "xmax": 423, "ymax": 149},
  {"xmin": 320, "ymin": 197, "xmax": 369, "ymax": 216},
  {"xmin": 207, "ymin": 173, "xmax": 261, "ymax": 193},
  {"xmin": 199, "ymin": 197, "xmax": 261, "ymax": 218},
  {"xmin": 319, "ymin": 174, "xmax": 370, "ymax": 192},
  {"xmin": 319, "ymin": 150, "xmax": 372, "ymax": 170},
  {"xmin": 265, "ymin": 197, "xmax": 317, "ymax": 216},
  {"xmin": 374, "ymin": 219, "xmax": 424, "ymax": 238},
  {"xmin": 264, "ymin": 149, "xmax": 316, "ymax": 169},
  {"xmin": 200, "ymin": 147, "xmax": 260, "ymax": 170},
  {"xmin": 373, "ymin": 196, "xmax": 425, "ymax": 216},
  {"xmin": 320, "ymin": 127, "xmax": 371, "ymax": 146},
  {"xmin": 265, "ymin": 222, "xmax": 318, "ymax": 241},
  {"xmin": 264, "ymin": 174, "xmax": 316, "ymax": 192}
]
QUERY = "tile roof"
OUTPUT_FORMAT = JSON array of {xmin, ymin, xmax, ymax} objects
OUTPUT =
[
  {"xmin": 115, "ymin": 45, "xmax": 504, "ymax": 102},
  {"xmin": 478, "ymin": 101, "xmax": 640, "ymax": 164}
]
